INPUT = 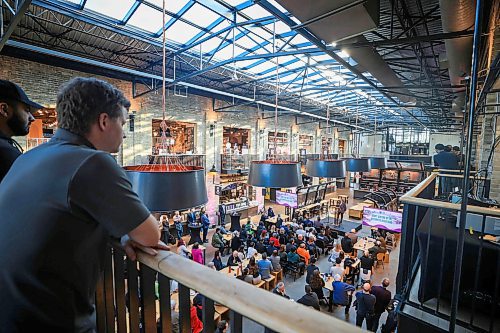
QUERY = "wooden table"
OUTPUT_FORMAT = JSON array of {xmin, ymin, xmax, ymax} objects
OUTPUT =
[
  {"xmin": 222, "ymin": 233, "xmax": 233, "ymax": 242},
  {"xmin": 348, "ymin": 203, "xmax": 373, "ymax": 219},
  {"xmin": 353, "ymin": 238, "xmax": 376, "ymax": 256}
]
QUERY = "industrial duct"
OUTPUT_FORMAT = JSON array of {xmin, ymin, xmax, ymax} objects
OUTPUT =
[{"xmin": 439, "ymin": 0, "xmax": 475, "ymax": 116}]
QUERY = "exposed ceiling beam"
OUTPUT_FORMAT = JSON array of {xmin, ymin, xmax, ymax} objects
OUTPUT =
[{"xmin": 0, "ymin": 0, "xmax": 32, "ymax": 52}]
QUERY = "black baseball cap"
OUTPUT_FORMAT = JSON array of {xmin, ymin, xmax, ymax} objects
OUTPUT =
[{"xmin": 0, "ymin": 80, "xmax": 43, "ymax": 111}]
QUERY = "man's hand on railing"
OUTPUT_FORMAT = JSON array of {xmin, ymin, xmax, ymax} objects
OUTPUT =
[{"xmin": 120, "ymin": 235, "xmax": 170, "ymax": 261}]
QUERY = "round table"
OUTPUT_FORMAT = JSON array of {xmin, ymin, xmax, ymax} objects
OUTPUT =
[
  {"xmin": 230, "ymin": 213, "xmax": 241, "ymax": 232},
  {"xmin": 188, "ymin": 223, "xmax": 203, "ymax": 245}
]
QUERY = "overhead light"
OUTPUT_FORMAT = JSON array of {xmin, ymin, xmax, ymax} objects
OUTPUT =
[
  {"xmin": 306, "ymin": 159, "xmax": 346, "ymax": 178},
  {"xmin": 327, "ymin": 42, "xmax": 337, "ymax": 47},
  {"xmin": 345, "ymin": 158, "xmax": 371, "ymax": 172},
  {"xmin": 369, "ymin": 157, "xmax": 387, "ymax": 169},
  {"xmin": 338, "ymin": 50, "xmax": 349, "ymax": 58},
  {"xmin": 248, "ymin": 161, "xmax": 302, "ymax": 188}
]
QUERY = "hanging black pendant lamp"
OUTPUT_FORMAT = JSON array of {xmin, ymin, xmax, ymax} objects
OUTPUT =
[
  {"xmin": 247, "ymin": 21, "xmax": 302, "ymax": 189},
  {"xmin": 345, "ymin": 158, "xmax": 372, "ymax": 172},
  {"xmin": 125, "ymin": 165, "xmax": 208, "ymax": 212},
  {"xmin": 306, "ymin": 159, "xmax": 346, "ymax": 178},
  {"xmin": 124, "ymin": 0, "xmax": 207, "ymax": 212},
  {"xmin": 369, "ymin": 157, "xmax": 388, "ymax": 169},
  {"xmin": 248, "ymin": 160, "xmax": 302, "ymax": 188}
]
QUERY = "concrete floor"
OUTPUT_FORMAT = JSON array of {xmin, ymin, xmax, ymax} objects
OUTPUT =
[{"xmin": 172, "ymin": 187, "xmax": 400, "ymax": 332}]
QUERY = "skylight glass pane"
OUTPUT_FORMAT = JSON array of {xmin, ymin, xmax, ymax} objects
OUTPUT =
[
  {"xmin": 223, "ymin": 0, "xmax": 248, "ymax": 7},
  {"xmin": 200, "ymin": 36, "xmax": 226, "ymax": 53},
  {"xmin": 182, "ymin": 3, "xmax": 221, "ymax": 28},
  {"xmin": 85, "ymin": 0, "xmax": 135, "ymax": 20},
  {"xmin": 64, "ymin": 0, "xmax": 80, "ymax": 4},
  {"xmin": 249, "ymin": 61, "xmax": 276, "ymax": 74},
  {"xmin": 285, "ymin": 61, "xmax": 305, "ymax": 69},
  {"xmin": 240, "ymin": 5, "xmax": 270, "ymax": 19},
  {"xmin": 263, "ymin": 21, "xmax": 290, "ymax": 34},
  {"xmin": 147, "ymin": 0, "xmax": 189, "ymax": 14},
  {"xmin": 234, "ymin": 35, "xmax": 258, "ymax": 50},
  {"xmin": 127, "ymin": 4, "xmax": 163, "ymax": 33},
  {"xmin": 213, "ymin": 44, "xmax": 246, "ymax": 60},
  {"xmin": 237, "ymin": 59, "xmax": 260, "ymax": 68},
  {"xmin": 166, "ymin": 20, "xmax": 202, "ymax": 44}
]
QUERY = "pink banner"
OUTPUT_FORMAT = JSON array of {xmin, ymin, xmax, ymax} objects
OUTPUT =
[{"xmin": 362, "ymin": 207, "xmax": 402, "ymax": 233}]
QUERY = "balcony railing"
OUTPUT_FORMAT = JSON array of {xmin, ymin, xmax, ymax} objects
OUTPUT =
[
  {"xmin": 397, "ymin": 171, "xmax": 500, "ymax": 332},
  {"xmin": 220, "ymin": 154, "xmax": 258, "ymax": 174},
  {"xmin": 145, "ymin": 154, "xmax": 206, "ymax": 170},
  {"xmin": 95, "ymin": 243, "xmax": 361, "ymax": 333}
]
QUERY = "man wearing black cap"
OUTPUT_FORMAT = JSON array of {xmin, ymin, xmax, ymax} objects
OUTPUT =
[{"xmin": 0, "ymin": 80, "xmax": 42, "ymax": 182}]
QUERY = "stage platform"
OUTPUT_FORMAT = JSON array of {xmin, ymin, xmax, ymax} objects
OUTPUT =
[{"xmin": 320, "ymin": 217, "xmax": 362, "ymax": 236}]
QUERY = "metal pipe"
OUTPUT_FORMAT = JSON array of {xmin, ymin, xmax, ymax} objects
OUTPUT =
[
  {"xmin": 290, "ymin": 0, "xmax": 366, "ymax": 30},
  {"xmin": 450, "ymin": 0, "xmax": 483, "ymax": 331}
]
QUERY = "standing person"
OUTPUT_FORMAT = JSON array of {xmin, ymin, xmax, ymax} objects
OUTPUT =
[
  {"xmin": 331, "ymin": 274, "xmax": 355, "ymax": 314},
  {"xmin": 215, "ymin": 320, "xmax": 228, "ymax": 333},
  {"xmin": 0, "ymin": 80, "xmax": 42, "ymax": 183},
  {"xmin": 187, "ymin": 208, "xmax": 196, "ymax": 224},
  {"xmin": 371, "ymin": 278, "xmax": 392, "ymax": 332},
  {"xmin": 191, "ymin": 243, "xmax": 204, "ymax": 265},
  {"xmin": 337, "ymin": 199, "xmax": 347, "ymax": 226},
  {"xmin": 201, "ymin": 211, "xmax": 210, "ymax": 243},
  {"xmin": 354, "ymin": 283, "xmax": 376, "ymax": 330},
  {"xmin": 173, "ymin": 210, "xmax": 184, "ymax": 241},
  {"xmin": 218, "ymin": 204, "xmax": 226, "ymax": 226},
  {"xmin": 0, "ymin": 77, "xmax": 167, "ymax": 332}
]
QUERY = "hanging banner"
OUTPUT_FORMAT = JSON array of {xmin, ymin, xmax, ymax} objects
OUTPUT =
[
  {"xmin": 362, "ymin": 207, "xmax": 402, "ymax": 233},
  {"xmin": 276, "ymin": 190, "xmax": 298, "ymax": 208}
]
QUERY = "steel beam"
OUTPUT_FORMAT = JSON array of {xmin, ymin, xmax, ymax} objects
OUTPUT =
[{"xmin": 0, "ymin": 0, "xmax": 32, "ymax": 52}]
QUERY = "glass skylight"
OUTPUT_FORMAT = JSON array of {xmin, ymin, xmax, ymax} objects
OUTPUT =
[
  {"xmin": 166, "ymin": 20, "xmax": 202, "ymax": 44},
  {"xmin": 182, "ymin": 3, "xmax": 221, "ymax": 28},
  {"xmin": 84, "ymin": 0, "xmax": 136, "ymax": 20},
  {"xmin": 127, "ymin": 4, "xmax": 164, "ymax": 33}
]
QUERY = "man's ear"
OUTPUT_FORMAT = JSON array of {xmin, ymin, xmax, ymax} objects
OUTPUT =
[
  {"xmin": 97, "ymin": 113, "xmax": 109, "ymax": 131},
  {"xmin": 0, "ymin": 102, "xmax": 9, "ymax": 117}
]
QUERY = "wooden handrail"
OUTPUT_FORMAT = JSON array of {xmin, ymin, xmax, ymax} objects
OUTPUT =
[
  {"xmin": 401, "ymin": 173, "xmax": 500, "ymax": 217},
  {"xmin": 138, "ymin": 251, "xmax": 361, "ymax": 333},
  {"xmin": 401, "ymin": 173, "xmax": 438, "ymax": 199}
]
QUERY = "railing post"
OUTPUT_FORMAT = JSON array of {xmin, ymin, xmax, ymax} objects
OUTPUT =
[
  {"xmin": 202, "ymin": 296, "xmax": 215, "ymax": 333},
  {"xmin": 158, "ymin": 274, "xmax": 172, "ymax": 333},
  {"xmin": 450, "ymin": 0, "xmax": 483, "ymax": 330},
  {"xmin": 229, "ymin": 310, "xmax": 242, "ymax": 332},
  {"xmin": 126, "ymin": 257, "xmax": 141, "ymax": 333},
  {"xmin": 139, "ymin": 264, "xmax": 158, "ymax": 333},
  {"xmin": 178, "ymin": 284, "xmax": 191, "ymax": 333}
]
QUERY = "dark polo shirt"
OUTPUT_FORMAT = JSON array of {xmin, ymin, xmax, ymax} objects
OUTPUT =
[
  {"xmin": 0, "ymin": 133, "xmax": 22, "ymax": 183},
  {"xmin": 433, "ymin": 151, "xmax": 459, "ymax": 170},
  {"xmin": 0, "ymin": 129, "xmax": 150, "ymax": 332}
]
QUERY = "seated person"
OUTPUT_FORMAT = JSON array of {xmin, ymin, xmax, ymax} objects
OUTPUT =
[
  {"xmin": 368, "ymin": 240, "xmax": 386, "ymax": 258},
  {"xmin": 218, "ymin": 224, "xmax": 229, "ymax": 234},
  {"xmin": 227, "ymin": 250, "xmax": 242, "ymax": 266},
  {"xmin": 314, "ymin": 216, "xmax": 324, "ymax": 231},
  {"xmin": 257, "ymin": 252, "xmax": 274, "ymax": 279},
  {"xmin": 295, "ymin": 226, "xmax": 307, "ymax": 238},
  {"xmin": 255, "ymin": 240, "xmax": 267, "ymax": 254},
  {"xmin": 297, "ymin": 285, "xmax": 320, "ymax": 311},
  {"xmin": 212, "ymin": 250, "xmax": 225, "ymax": 271},
  {"xmin": 246, "ymin": 242, "xmax": 258, "ymax": 259},
  {"xmin": 360, "ymin": 250, "xmax": 374, "ymax": 271},
  {"xmin": 297, "ymin": 243, "xmax": 311, "ymax": 265},
  {"xmin": 269, "ymin": 233, "xmax": 280, "ymax": 247},
  {"xmin": 341, "ymin": 235, "xmax": 354, "ymax": 254},
  {"xmin": 285, "ymin": 238, "xmax": 296, "ymax": 253},
  {"xmin": 287, "ymin": 247, "xmax": 305, "ymax": 274},
  {"xmin": 211, "ymin": 228, "xmax": 225, "ymax": 253},
  {"xmin": 267, "ymin": 207, "xmax": 275, "ymax": 218},
  {"xmin": 330, "ymin": 257, "xmax": 346, "ymax": 281},
  {"xmin": 270, "ymin": 250, "xmax": 282, "ymax": 272}
]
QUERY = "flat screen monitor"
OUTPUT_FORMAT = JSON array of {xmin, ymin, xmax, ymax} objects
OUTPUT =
[
  {"xmin": 362, "ymin": 207, "xmax": 402, "ymax": 232},
  {"xmin": 276, "ymin": 190, "xmax": 298, "ymax": 208}
]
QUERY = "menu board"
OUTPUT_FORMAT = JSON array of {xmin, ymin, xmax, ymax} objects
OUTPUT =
[{"xmin": 362, "ymin": 207, "xmax": 402, "ymax": 232}]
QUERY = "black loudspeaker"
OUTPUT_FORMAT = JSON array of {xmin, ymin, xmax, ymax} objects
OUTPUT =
[{"xmin": 129, "ymin": 114, "xmax": 135, "ymax": 132}]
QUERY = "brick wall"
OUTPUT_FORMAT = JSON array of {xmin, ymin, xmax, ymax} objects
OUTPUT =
[{"xmin": 0, "ymin": 55, "xmax": 343, "ymax": 166}]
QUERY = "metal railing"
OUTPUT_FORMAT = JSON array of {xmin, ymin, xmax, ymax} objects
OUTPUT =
[
  {"xmin": 95, "ymin": 243, "xmax": 361, "ymax": 333},
  {"xmin": 397, "ymin": 172, "xmax": 500, "ymax": 332},
  {"xmin": 146, "ymin": 154, "xmax": 206, "ymax": 170},
  {"xmin": 220, "ymin": 154, "xmax": 258, "ymax": 173},
  {"xmin": 298, "ymin": 153, "xmax": 339, "ymax": 165}
]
